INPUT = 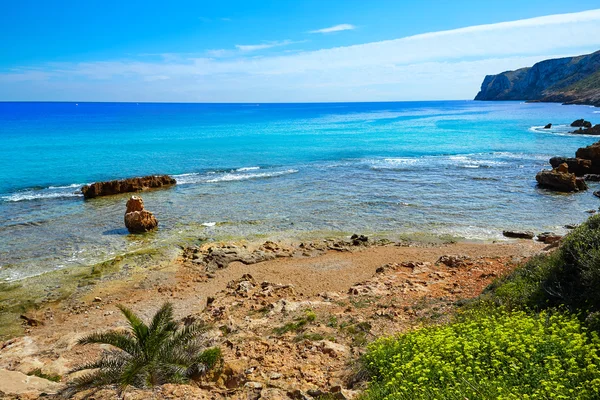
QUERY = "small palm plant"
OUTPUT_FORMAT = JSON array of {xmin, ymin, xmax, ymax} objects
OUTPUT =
[{"xmin": 68, "ymin": 302, "xmax": 221, "ymax": 394}]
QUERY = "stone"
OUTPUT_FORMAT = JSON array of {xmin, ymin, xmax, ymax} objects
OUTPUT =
[
  {"xmin": 81, "ymin": 175, "xmax": 176, "ymax": 199},
  {"xmin": 537, "ymin": 232, "xmax": 562, "ymax": 244},
  {"xmin": 594, "ymin": 191, "xmax": 600, "ymax": 198},
  {"xmin": 124, "ymin": 196, "xmax": 158, "ymax": 233},
  {"xmin": 557, "ymin": 163, "xmax": 569, "ymax": 173},
  {"xmin": 549, "ymin": 157, "xmax": 591, "ymax": 176},
  {"xmin": 576, "ymin": 141, "xmax": 600, "ymax": 164},
  {"xmin": 0, "ymin": 369, "xmax": 63, "ymax": 396},
  {"xmin": 576, "ymin": 178, "xmax": 588, "ymax": 191},
  {"xmin": 502, "ymin": 230, "xmax": 535, "ymax": 239},
  {"xmin": 585, "ymin": 174, "xmax": 600, "ymax": 181},
  {"xmin": 536, "ymin": 169, "xmax": 581, "ymax": 192},
  {"xmin": 350, "ymin": 234, "xmax": 368, "ymax": 246},
  {"xmin": 572, "ymin": 125, "xmax": 600, "ymax": 135},
  {"xmin": 571, "ymin": 119, "xmax": 593, "ymax": 128},
  {"xmin": 437, "ymin": 255, "xmax": 471, "ymax": 268},
  {"xmin": 19, "ymin": 315, "xmax": 44, "ymax": 327},
  {"xmin": 544, "ymin": 123, "xmax": 552, "ymax": 129},
  {"xmin": 317, "ymin": 340, "xmax": 350, "ymax": 358}
]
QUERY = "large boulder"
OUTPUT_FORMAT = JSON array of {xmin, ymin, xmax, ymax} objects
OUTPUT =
[
  {"xmin": 81, "ymin": 175, "xmax": 176, "ymax": 199},
  {"xmin": 571, "ymin": 119, "xmax": 593, "ymax": 128},
  {"xmin": 0, "ymin": 369, "xmax": 63, "ymax": 396},
  {"xmin": 124, "ymin": 196, "xmax": 158, "ymax": 233},
  {"xmin": 549, "ymin": 157, "xmax": 592, "ymax": 176},
  {"xmin": 536, "ymin": 166, "xmax": 587, "ymax": 192},
  {"xmin": 576, "ymin": 141, "xmax": 600, "ymax": 164}
]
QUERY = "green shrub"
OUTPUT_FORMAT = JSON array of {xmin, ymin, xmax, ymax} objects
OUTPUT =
[
  {"xmin": 67, "ymin": 302, "xmax": 221, "ymax": 395},
  {"xmin": 485, "ymin": 214, "xmax": 600, "ymax": 313},
  {"xmin": 361, "ymin": 309, "xmax": 600, "ymax": 400}
]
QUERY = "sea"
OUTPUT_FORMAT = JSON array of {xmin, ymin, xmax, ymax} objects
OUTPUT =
[{"xmin": 1, "ymin": 101, "xmax": 600, "ymax": 281}]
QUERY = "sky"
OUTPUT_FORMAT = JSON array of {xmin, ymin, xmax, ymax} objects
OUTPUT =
[{"xmin": 1, "ymin": 0, "xmax": 600, "ymax": 102}]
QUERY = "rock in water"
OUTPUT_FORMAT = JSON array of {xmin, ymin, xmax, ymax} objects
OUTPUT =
[
  {"xmin": 571, "ymin": 119, "xmax": 593, "ymax": 128},
  {"xmin": 549, "ymin": 157, "xmax": 591, "ymax": 176},
  {"xmin": 544, "ymin": 123, "xmax": 552, "ymax": 129},
  {"xmin": 536, "ymin": 164, "xmax": 586, "ymax": 192},
  {"xmin": 124, "ymin": 196, "xmax": 158, "ymax": 233},
  {"xmin": 81, "ymin": 175, "xmax": 176, "ymax": 199},
  {"xmin": 502, "ymin": 230, "xmax": 535, "ymax": 239},
  {"xmin": 573, "ymin": 124, "xmax": 600, "ymax": 136}
]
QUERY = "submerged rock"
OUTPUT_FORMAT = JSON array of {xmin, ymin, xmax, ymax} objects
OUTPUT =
[
  {"xmin": 124, "ymin": 196, "xmax": 158, "ymax": 233},
  {"xmin": 81, "ymin": 175, "xmax": 176, "ymax": 199}
]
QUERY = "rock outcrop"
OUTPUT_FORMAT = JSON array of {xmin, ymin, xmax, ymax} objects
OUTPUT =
[
  {"xmin": 124, "ymin": 196, "xmax": 158, "ymax": 233},
  {"xmin": 571, "ymin": 119, "xmax": 593, "ymax": 128},
  {"xmin": 475, "ymin": 50, "xmax": 600, "ymax": 107},
  {"xmin": 572, "ymin": 124, "xmax": 600, "ymax": 135},
  {"xmin": 549, "ymin": 157, "xmax": 592, "ymax": 176},
  {"xmin": 543, "ymin": 123, "xmax": 552, "ymax": 129},
  {"xmin": 81, "ymin": 175, "xmax": 176, "ymax": 199},
  {"xmin": 536, "ymin": 164, "xmax": 587, "ymax": 192}
]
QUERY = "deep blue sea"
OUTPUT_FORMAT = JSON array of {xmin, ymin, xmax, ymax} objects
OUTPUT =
[{"xmin": 1, "ymin": 101, "xmax": 600, "ymax": 281}]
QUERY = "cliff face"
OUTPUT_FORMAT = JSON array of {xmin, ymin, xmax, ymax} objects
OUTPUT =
[{"xmin": 475, "ymin": 50, "xmax": 600, "ymax": 107}]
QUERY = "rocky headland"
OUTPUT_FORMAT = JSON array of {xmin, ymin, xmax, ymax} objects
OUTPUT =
[
  {"xmin": 475, "ymin": 50, "xmax": 600, "ymax": 107},
  {"xmin": 81, "ymin": 175, "xmax": 176, "ymax": 199}
]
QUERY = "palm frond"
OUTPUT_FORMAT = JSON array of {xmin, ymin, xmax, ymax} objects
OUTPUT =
[
  {"xmin": 77, "ymin": 330, "xmax": 139, "ymax": 356},
  {"xmin": 117, "ymin": 304, "xmax": 149, "ymax": 342}
]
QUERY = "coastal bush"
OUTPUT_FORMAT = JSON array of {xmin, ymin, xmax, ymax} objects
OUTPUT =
[
  {"xmin": 485, "ymin": 214, "xmax": 600, "ymax": 313},
  {"xmin": 67, "ymin": 302, "xmax": 221, "ymax": 394},
  {"xmin": 361, "ymin": 309, "xmax": 600, "ymax": 400}
]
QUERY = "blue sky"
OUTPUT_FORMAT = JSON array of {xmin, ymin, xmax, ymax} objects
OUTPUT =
[{"xmin": 1, "ymin": 0, "xmax": 600, "ymax": 102}]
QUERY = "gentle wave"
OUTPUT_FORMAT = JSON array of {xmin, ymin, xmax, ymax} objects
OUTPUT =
[
  {"xmin": 206, "ymin": 169, "xmax": 298, "ymax": 183},
  {"xmin": 369, "ymin": 153, "xmax": 516, "ymax": 171},
  {"xmin": 2, "ymin": 186, "xmax": 84, "ymax": 202},
  {"xmin": 173, "ymin": 168, "xmax": 297, "ymax": 185}
]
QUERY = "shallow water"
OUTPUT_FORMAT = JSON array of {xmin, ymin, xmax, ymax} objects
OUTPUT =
[{"xmin": 1, "ymin": 101, "xmax": 599, "ymax": 280}]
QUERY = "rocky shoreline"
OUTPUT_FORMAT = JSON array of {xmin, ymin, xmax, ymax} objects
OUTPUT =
[
  {"xmin": 0, "ymin": 235, "xmax": 544, "ymax": 399},
  {"xmin": 536, "ymin": 134, "xmax": 600, "ymax": 193}
]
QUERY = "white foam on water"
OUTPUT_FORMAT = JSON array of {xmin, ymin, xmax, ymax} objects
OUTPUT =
[
  {"xmin": 206, "ymin": 169, "xmax": 298, "ymax": 183},
  {"xmin": 2, "ymin": 188, "xmax": 83, "ymax": 202},
  {"xmin": 201, "ymin": 222, "xmax": 217, "ymax": 227},
  {"xmin": 236, "ymin": 166, "xmax": 260, "ymax": 172},
  {"xmin": 172, "ymin": 173, "xmax": 203, "ymax": 185}
]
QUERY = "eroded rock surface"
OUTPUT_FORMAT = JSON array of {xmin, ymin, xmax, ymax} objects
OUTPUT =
[
  {"xmin": 124, "ymin": 196, "xmax": 158, "ymax": 233},
  {"xmin": 81, "ymin": 175, "xmax": 176, "ymax": 199}
]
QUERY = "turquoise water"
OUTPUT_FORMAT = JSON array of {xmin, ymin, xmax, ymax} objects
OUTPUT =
[{"xmin": 1, "ymin": 101, "xmax": 600, "ymax": 280}]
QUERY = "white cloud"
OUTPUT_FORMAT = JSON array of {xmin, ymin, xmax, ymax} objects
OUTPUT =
[
  {"xmin": 309, "ymin": 24, "xmax": 356, "ymax": 34},
  {"xmin": 1, "ymin": 9, "xmax": 600, "ymax": 102},
  {"xmin": 235, "ymin": 40, "xmax": 296, "ymax": 52}
]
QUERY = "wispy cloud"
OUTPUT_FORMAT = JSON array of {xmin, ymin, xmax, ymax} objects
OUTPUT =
[
  {"xmin": 2, "ymin": 9, "xmax": 600, "ymax": 102},
  {"xmin": 235, "ymin": 40, "xmax": 296, "ymax": 52},
  {"xmin": 309, "ymin": 24, "xmax": 356, "ymax": 34}
]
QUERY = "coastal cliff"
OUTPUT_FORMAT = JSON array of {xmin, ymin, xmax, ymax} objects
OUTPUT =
[{"xmin": 475, "ymin": 50, "xmax": 600, "ymax": 106}]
